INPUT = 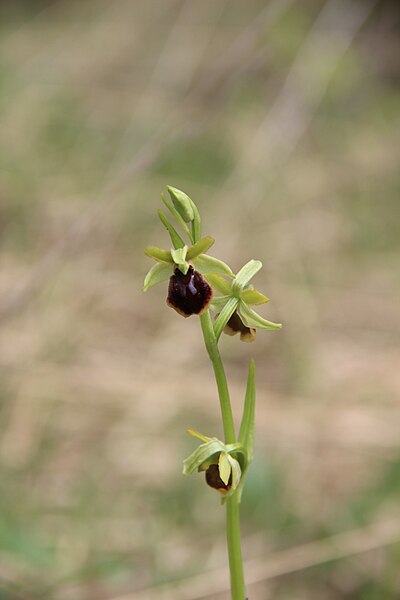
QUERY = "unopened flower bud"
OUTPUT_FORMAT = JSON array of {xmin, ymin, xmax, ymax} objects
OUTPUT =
[{"xmin": 167, "ymin": 186, "xmax": 195, "ymax": 223}]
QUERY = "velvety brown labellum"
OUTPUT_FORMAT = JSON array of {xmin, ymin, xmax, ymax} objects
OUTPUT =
[
  {"xmin": 205, "ymin": 463, "xmax": 232, "ymax": 494},
  {"xmin": 223, "ymin": 311, "xmax": 256, "ymax": 342},
  {"xmin": 167, "ymin": 266, "xmax": 212, "ymax": 317}
]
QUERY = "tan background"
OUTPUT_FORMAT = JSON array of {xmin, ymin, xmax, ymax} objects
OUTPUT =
[{"xmin": 0, "ymin": 1, "xmax": 399, "ymax": 598}]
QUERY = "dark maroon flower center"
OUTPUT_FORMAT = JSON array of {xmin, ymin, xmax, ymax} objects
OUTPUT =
[
  {"xmin": 224, "ymin": 311, "xmax": 256, "ymax": 342},
  {"xmin": 205, "ymin": 463, "xmax": 232, "ymax": 493},
  {"xmin": 167, "ymin": 266, "xmax": 212, "ymax": 317}
]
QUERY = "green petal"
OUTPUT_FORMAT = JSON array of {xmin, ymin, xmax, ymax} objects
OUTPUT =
[
  {"xmin": 182, "ymin": 439, "xmax": 226, "ymax": 476},
  {"xmin": 214, "ymin": 297, "xmax": 239, "ymax": 341},
  {"xmin": 239, "ymin": 359, "xmax": 255, "ymax": 464},
  {"xmin": 205, "ymin": 274, "xmax": 233, "ymax": 295},
  {"xmin": 144, "ymin": 246, "xmax": 173, "ymax": 263},
  {"xmin": 186, "ymin": 236, "xmax": 215, "ymax": 260},
  {"xmin": 238, "ymin": 301, "xmax": 282, "ymax": 330},
  {"xmin": 194, "ymin": 255, "xmax": 234, "ymax": 278},
  {"xmin": 143, "ymin": 262, "xmax": 172, "ymax": 292},
  {"xmin": 240, "ymin": 288, "xmax": 269, "ymax": 305},
  {"xmin": 219, "ymin": 452, "xmax": 231, "ymax": 485},
  {"xmin": 187, "ymin": 429, "xmax": 211, "ymax": 443},
  {"xmin": 167, "ymin": 186, "xmax": 195, "ymax": 222},
  {"xmin": 234, "ymin": 260, "xmax": 262, "ymax": 290},
  {"xmin": 157, "ymin": 210, "xmax": 185, "ymax": 249}
]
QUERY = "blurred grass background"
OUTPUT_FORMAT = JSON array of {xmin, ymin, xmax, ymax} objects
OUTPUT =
[{"xmin": 0, "ymin": 0, "xmax": 399, "ymax": 598}]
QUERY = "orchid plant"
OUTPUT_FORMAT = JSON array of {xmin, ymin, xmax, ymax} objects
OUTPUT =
[{"xmin": 143, "ymin": 186, "xmax": 282, "ymax": 600}]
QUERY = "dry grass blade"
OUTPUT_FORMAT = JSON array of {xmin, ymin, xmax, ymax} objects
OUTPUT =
[{"xmin": 113, "ymin": 520, "xmax": 400, "ymax": 600}]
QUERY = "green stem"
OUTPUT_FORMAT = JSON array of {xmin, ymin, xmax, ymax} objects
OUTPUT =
[
  {"xmin": 199, "ymin": 311, "xmax": 235, "ymax": 443},
  {"xmin": 199, "ymin": 310, "xmax": 246, "ymax": 600},
  {"xmin": 226, "ymin": 495, "xmax": 246, "ymax": 600}
]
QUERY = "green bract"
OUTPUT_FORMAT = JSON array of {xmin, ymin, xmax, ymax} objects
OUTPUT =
[{"xmin": 208, "ymin": 259, "xmax": 282, "ymax": 341}]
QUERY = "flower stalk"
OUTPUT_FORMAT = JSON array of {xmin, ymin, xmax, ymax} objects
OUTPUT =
[{"xmin": 143, "ymin": 186, "xmax": 282, "ymax": 600}]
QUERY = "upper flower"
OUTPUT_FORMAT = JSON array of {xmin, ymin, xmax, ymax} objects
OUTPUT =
[
  {"xmin": 208, "ymin": 259, "xmax": 282, "ymax": 342},
  {"xmin": 143, "ymin": 186, "xmax": 234, "ymax": 317}
]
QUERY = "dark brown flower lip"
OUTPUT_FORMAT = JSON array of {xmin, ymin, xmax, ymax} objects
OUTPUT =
[
  {"xmin": 223, "ymin": 311, "xmax": 256, "ymax": 342},
  {"xmin": 167, "ymin": 266, "xmax": 212, "ymax": 317},
  {"xmin": 205, "ymin": 463, "xmax": 232, "ymax": 494}
]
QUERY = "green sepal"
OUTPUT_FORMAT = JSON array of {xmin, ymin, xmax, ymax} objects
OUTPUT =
[
  {"xmin": 221, "ymin": 455, "xmax": 242, "ymax": 503},
  {"xmin": 214, "ymin": 296, "xmax": 239, "ymax": 341},
  {"xmin": 238, "ymin": 359, "xmax": 255, "ymax": 464},
  {"xmin": 194, "ymin": 255, "xmax": 234, "ymax": 278},
  {"xmin": 161, "ymin": 193, "xmax": 193, "ymax": 243},
  {"xmin": 238, "ymin": 301, "xmax": 282, "ymax": 330},
  {"xmin": 234, "ymin": 260, "xmax": 263, "ymax": 291},
  {"xmin": 186, "ymin": 236, "xmax": 215, "ymax": 260},
  {"xmin": 167, "ymin": 186, "xmax": 195, "ymax": 222},
  {"xmin": 210, "ymin": 295, "xmax": 230, "ymax": 312},
  {"xmin": 219, "ymin": 452, "xmax": 231, "ymax": 485},
  {"xmin": 144, "ymin": 246, "xmax": 173, "ymax": 263},
  {"xmin": 143, "ymin": 262, "xmax": 172, "ymax": 292},
  {"xmin": 206, "ymin": 274, "xmax": 233, "ymax": 295},
  {"xmin": 241, "ymin": 289, "xmax": 269, "ymax": 305},
  {"xmin": 157, "ymin": 210, "xmax": 185, "ymax": 249}
]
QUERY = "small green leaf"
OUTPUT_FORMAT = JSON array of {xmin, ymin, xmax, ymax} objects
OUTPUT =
[
  {"xmin": 238, "ymin": 301, "xmax": 282, "ymax": 330},
  {"xmin": 194, "ymin": 255, "xmax": 234, "ymax": 278},
  {"xmin": 241, "ymin": 289, "xmax": 269, "ymax": 305},
  {"xmin": 239, "ymin": 359, "xmax": 255, "ymax": 463},
  {"xmin": 144, "ymin": 246, "xmax": 173, "ymax": 263},
  {"xmin": 167, "ymin": 186, "xmax": 195, "ymax": 222},
  {"xmin": 205, "ymin": 274, "xmax": 233, "ymax": 295},
  {"xmin": 186, "ymin": 236, "xmax": 215, "ymax": 260},
  {"xmin": 234, "ymin": 260, "xmax": 262, "ymax": 290},
  {"xmin": 157, "ymin": 210, "xmax": 186, "ymax": 249},
  {"xmin": 219, "ymin": 452, "xmax": 232, "ymax": 485},
  {"xmin": 214, "ymin": 297, "xmax": 239, "ymax": 341},
  {"xmin": 143, "ymin": 262, "xmax": 172, "ymax": 292}
]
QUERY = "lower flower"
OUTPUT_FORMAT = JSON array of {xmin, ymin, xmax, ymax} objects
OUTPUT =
[{"xmin": 223, "ymin": 311, "xmax": 256, "ymax": 343}]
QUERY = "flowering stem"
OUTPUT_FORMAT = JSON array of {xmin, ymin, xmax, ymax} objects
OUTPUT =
[{"xmin": 199, "ymin": 310, "xmax": 246, "ymax": 600}]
